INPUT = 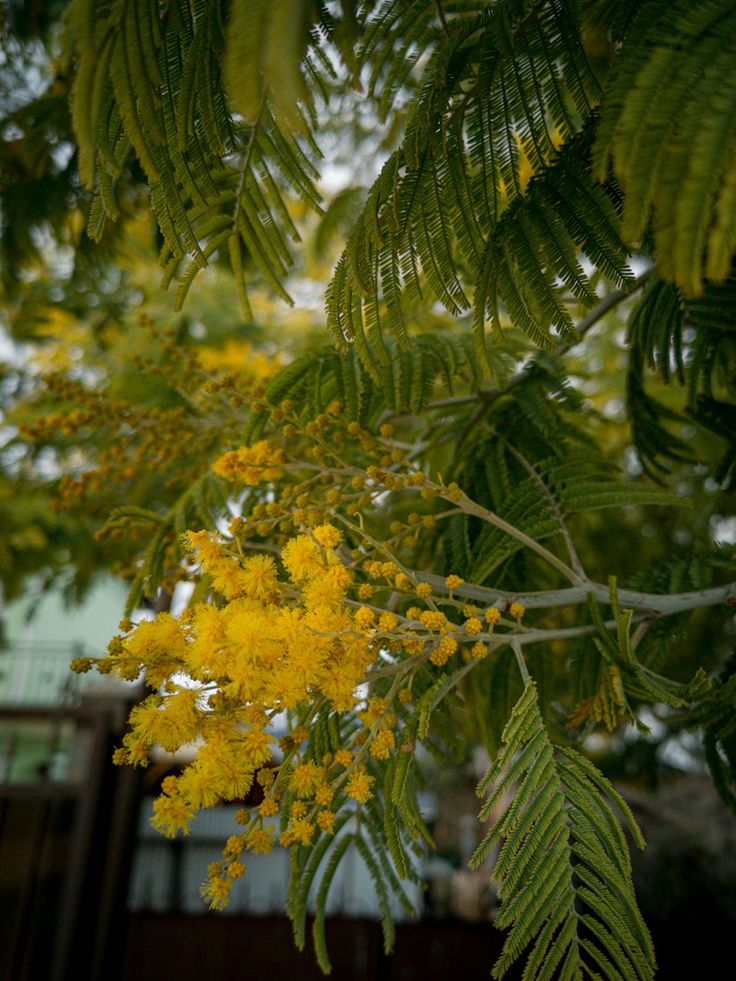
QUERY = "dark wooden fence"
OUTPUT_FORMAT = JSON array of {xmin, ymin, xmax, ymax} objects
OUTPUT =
[
  {"xmin": 0, "ymin": 703, "xmax": 140, "ymax": 981},
  {"xmin": 120, "ymin": 912, "xmax": 506, "ymax": 981}
]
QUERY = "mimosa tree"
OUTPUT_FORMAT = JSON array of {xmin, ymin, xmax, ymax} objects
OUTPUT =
[{"xmin": 1, "ymin": 2, "xmax": 735, "ymax": 977}]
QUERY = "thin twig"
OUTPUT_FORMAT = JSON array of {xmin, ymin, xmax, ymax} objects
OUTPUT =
[
  {"xmin": 508, "ymin": 444, "xmax": 587, "ymax": 579},
  {"xmin": 434, "ymin": 0, "xmax": 450, "ymax": 37},
  {"xmin": 511, "ymin": 639, "xmax": 531, "ymax": 683},
  {"xmin": 443, "ymin": 485, "xmax": 585, "ymax": 585},
  {"xmin": 567, "ymin": 267, "xmax": 654, "ymax": 349}
]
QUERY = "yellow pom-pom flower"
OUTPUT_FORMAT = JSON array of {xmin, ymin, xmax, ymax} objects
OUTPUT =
[
  {"xmin": 346, "ymin": 767, "xmax": 375, "ymax": 804},
  {"xmin": 370, "ymin": 729, "xmax": 396, "ymax": 760},
  {"xmin": 240, "ymin": 554, "xmax": 279, "ymax": 601},
  {"xmin": 354, "ymin": 606, "xmax": 376, "ymax": 630},
  {"xmin": 282, "ymin": 534, "xmax": 323, "ymax": 583},
  {"xmin": 430, "ymin": 636, "xmax": 458, "ymax": 666},
  {"xmin": 312, "ymin": 523, "xmax": 342, "ymax": 548},
  {"xmin": 485, "ymin": 607, "xmax": 502, "ymax": 626},
  {"xmin": 463, "ymin": 617, "xmax": 482, "ymax": 636}
]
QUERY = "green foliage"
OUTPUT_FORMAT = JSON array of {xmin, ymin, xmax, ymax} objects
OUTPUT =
[
  {"xmin": 471, "ymin": 680, "xmax": 655, "ymax": 981},
  {"xmin": 454, "ymin": 453, "xmax": 677, "ymax": 587},
  {"xmin": 49, "ymin": 0, "xmax": 736, "ymax": 367},
  {"xmin": 673, "ymin": 655, "xmax": 736, "ymax": 815},
  {"xmin": 259, "ymin": 331, "xmax": 481, "ymax": 421},
  {"xmin": 284, "ymin": 707, "xmax": 424, "ymax": 972},
  {"xmin": 66, "ymin": 0, "xmax": 324, "ymax": 314},
  {"xmin": 593, "ymin": 0, "xmax": 736, "ymax": 294},
  {"xmin": 328, "ymin": 0, "xmax": 633, "ymax": 362},
  {"xmin": 626, "ymin": 274, "xmax": 736, "ymax": 484}
]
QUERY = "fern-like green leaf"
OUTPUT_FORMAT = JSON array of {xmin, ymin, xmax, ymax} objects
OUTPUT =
[
  {"xmin": 67, "ymin": 0, "xmax": 325, "ymax": 315},
  {"xmin": 286, "ymin": 812, "xmax": 353, "ymax": 951},
  {"xmin": 262, "ymin": 333, "xmax": 478, "ymax": 423},
  {"xmin": 462, "ymin": 452, "xmax": 679, "ymax": 586},
  {"xmin": 470, "ymin": 680, "xmax": 655, "ymax": 981},
  {"xmin": 329, "ymin": 3, "xmax": 631, "ymax": 363},
  {"xmin": 593, "ymin": 0, "xmax": 736, "ymax": 294},
  {"xmin": 312, "ymin": 831, "xmax": 355, "ymax": 973}
]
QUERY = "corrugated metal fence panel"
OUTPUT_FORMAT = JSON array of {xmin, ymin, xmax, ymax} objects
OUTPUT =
[{"xmin": 128, "ymin": 799, "xmax": 423, "ymax": 920}]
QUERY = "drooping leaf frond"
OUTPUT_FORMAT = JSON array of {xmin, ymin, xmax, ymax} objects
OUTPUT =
[
  {"xmin": 625, "ymin": 274, "xmax": 736, "ymax": 483},
  {"xmin": 66, "ymin": 0, "xmax": 325, "ymax": 313},
  {"xmin": 258, "ymin": 332, "xmax": 481, "ymax": 422},
  {"xmin": 279, "ymin": 702, "xmax": 424, "ymax": 974},
  {"xmin": 470, "ymin": 680, "xmax": 655, "ymax": 981},
  {"xmin": 310, "ymin": 831, "xmax": 355, "ymax": 972},
  {"xmin": 671, "ymin": 656, "xmax": 736, "ymax": 816},
  {"xmin": 328, "ymin": 3, "xmax": 634, "ymax": 364},
  {"xmin": 33, "ymin": 0, "xmax": 735, "ymax": 387},
  {"xmin": 224, "ymin": 0, "xmax": 327, "ymax": 130},
  {"xmin": 593, "ymin": 0, "xmax": 736, "ymax": 295},
  {"xmin": 691, "ymin": 397, "xmax": 736, "ymax": 489}
]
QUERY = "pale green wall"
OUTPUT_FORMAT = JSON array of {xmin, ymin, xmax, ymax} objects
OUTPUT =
[{"xmin": 0, "ymin": 576, "xmax": 128, "ymax": 703}]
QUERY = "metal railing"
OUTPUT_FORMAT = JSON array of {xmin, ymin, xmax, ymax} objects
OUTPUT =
[{"xmin": 0, "ymin": 641, "xmax": 94, "ymax": 706}]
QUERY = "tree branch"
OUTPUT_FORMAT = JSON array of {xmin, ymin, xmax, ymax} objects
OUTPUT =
[{"xmin": 418, "ymin": 573, "xmax": 736, "ymax": 616}]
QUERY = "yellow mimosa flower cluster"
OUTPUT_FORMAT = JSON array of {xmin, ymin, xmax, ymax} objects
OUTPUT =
[
  {"xmin": 212, "ymin": 440, "xmax": 285, "ymax": 485},
  {"xmin": 77, "ymin": 455, "xmax": 527, "ymax": 913}
]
